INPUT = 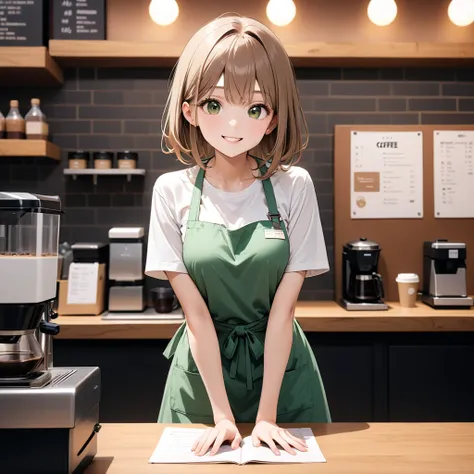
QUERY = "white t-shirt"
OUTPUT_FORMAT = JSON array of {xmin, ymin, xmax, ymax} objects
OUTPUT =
[{"xmin": 145, "ymin": 164, "xmax": 329, "ymax": 280}]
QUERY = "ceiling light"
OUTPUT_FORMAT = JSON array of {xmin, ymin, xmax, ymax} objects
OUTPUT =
[
  {"xmin": 367, "ymin": 0, "xmax": 398, "ymax": 26},
  {"xmin": 448, "ymin": 0, "xmax": 474, "ymax": 26},
  {"xmin": 266, "ymin": 0, "xmax": 297, "ymax": 27},
  {"xmin": 149, "ymin": 0, "xmax": 179, "ymax": 26}
]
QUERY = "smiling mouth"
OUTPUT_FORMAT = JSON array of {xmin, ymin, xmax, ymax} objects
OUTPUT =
[{"xmin": 222, "ymin": 136, "xmax": 243, "ymax": 143}]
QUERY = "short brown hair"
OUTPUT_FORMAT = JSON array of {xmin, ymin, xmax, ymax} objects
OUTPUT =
[{"xmin": 161, "ymin": 13, "xmax": 308, "ymax": 178}]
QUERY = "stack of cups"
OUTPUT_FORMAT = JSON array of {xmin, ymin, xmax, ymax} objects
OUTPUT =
[{"xmin": 395, "ymin": 273, "xmax": 420, "ymax": 307}]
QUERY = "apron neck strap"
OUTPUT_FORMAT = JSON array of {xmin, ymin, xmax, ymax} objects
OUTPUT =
[
  {"xmin": 255, "ymin": 158, "xmax": 281, "ymax": 226},
  {"xmin": 188, "ymin": 157, "xmax": 281, "ymax": 223},
  {"xmin": 189, "ymin": 167, "xmax": 205, "ymax": 221}
]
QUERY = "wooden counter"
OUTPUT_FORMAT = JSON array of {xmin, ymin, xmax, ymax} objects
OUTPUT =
[
  {"xmin": 55, "ymin": 301, "xmax": 474, "ymax": 339},
  {"xmin": 84, "ymin": 422, "xmax": 474, "ymax": 473}
]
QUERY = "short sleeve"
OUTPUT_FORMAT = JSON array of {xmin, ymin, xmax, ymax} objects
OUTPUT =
[
  {"xmin": 145, "ymin": 179, "xmax": 188, "ymax": 280},
  {"xmin": 285, "ymin": 171, "xmax": 329, "ymax": 278}
]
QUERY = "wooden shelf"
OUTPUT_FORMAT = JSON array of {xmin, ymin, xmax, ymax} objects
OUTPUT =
[
  {"xmin": 0, "ymin": 139, "xmax": 61, "ymax": 161},
  {"xmin": 49, "ymin": 40, "xmax": 181, "ymax": 67},
  {"xmin": 0, "ymin": 47, "xmax": 63, "ymax": 85},
  {"xmin": 64, "ymin": 168, "xmax": 146, "ymax": 185},
  {"xmin": 49, "ymin": 40, "xmax": 474, "ymax": 68}
]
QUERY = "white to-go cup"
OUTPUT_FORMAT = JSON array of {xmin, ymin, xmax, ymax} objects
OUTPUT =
[{"xmin": 395, "ymin": 273, "xmax": 419, "ymax": 308}]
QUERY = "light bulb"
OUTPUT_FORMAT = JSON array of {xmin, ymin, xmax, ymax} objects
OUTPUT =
[
  {"xmin": 266, "ymin": 0, "xmax": 296, "ymax": 27},
  {"xmin": 448, "ymin": 0, "xmax": 474, "ymax": 26},
  {"xmin": 149, "ymin": 0, "xmax": 179, "ymax": 26},
  {"xmin": 367, "ymin": 0, "xmax": 397, "ymax": 26}
]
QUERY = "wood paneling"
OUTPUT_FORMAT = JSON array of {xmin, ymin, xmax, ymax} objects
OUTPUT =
[{"xmin": 105, "ymin": 0, "xmax": 474, "ymax": 44}]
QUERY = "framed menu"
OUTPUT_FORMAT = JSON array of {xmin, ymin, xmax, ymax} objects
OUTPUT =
[
  {"xmin": 52, "ymin": 0, "xmax": 106, "ymax": 40},
  {"xmin": 434, "ymin": 130, "xmax": 474, "ymax": 218},
  {"xmin": 350, "ymin": 131, "xmax": 424, "ymax": 219},
  {"xmin": 0, "ymin": 0, "xmax": 47, "ymax": 46}
]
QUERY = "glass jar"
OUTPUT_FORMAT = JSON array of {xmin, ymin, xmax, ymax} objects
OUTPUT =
[
  {"xmin": 93, "ymin": 151, "xmax": 114, "ymax": 169},
  {"xmin": 5, "ymin": 100, "xmax": 25, "ymax": 139},
  {"xmin": 117, "ymin": 151, "xmax": 138, "ymax": 169},
  {"xmin": 25, "ymin": 98, "xmax": 49, "ymax": 140},
  {"xmin": 68, "ymin": 150, "xmax": 90, "ymax": 169}
]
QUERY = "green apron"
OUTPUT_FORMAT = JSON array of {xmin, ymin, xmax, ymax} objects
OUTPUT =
[{"xmin": 157, "ymin": 161, "xmax": 331, "ymax": 424}]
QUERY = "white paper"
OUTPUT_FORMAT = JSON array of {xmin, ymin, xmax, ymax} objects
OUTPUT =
[
  {"xmin": 434, "ymin": 130, "xmax": 474, "ymax": 218},
  {"xmin": 241, "ymin": 427, "xmax": 326, "ymax": 464},
  {"xmin": 149, "ymin": 428, "xmax": 241, "ymax": 464},
  {"xmin": 67, "ymin": 263, "xmax": 99, "ymax": 305},
  {"xmin": 148, "ymin": 427, "xmax": 326, "ymax": 465},
  {"xmin": 350, "ymin": 131, "xmax": 423, "ymax": 219}
]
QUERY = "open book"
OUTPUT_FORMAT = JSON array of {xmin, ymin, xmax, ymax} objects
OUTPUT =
[{"xmin": 149, "ymin": 427, "xmax": 326, "ymax": 464}]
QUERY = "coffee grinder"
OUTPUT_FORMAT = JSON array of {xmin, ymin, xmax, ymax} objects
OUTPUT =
[
  {"xmin": 422, "ymin": 240, "xmax": 473, "ymax": 309},
  {"xmin": 340, "ymin": 237, "xmax": 388, "ymax": 311},
  {"xmin": 0, "ymin": 192, "xmax": 101, "ymax": 474}
]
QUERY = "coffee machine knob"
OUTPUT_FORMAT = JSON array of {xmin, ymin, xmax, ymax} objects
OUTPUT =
[
  {"xmin": 50, "ymin": 310, "xmax": 58, "ymax": 320},
  {"xmin": 39, "ymin": 321, "xmax": 60, "ymax": 336}
]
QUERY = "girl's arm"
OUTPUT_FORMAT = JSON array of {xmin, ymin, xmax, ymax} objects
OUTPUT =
[
  {"xmin": 166, "ymin": 271, "xmax": 234, "ymax": 424},
  {"xmin": 255, "ymin": 270, "xmax": 306, "ymax": 422}
]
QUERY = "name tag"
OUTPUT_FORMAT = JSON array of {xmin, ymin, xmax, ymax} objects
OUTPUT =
[{"xmin": 265, "ymin": 229, "xmax": 285, "ymax": 240}]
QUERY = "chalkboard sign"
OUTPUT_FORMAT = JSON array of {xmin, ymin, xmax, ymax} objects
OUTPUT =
[
  {"xmin": 0, "ymin": 0, "xmax": 47, "ymax": 46},
  {"xmin": 52, "ymin": 0, "xmax": 106, "ymax": 40}
]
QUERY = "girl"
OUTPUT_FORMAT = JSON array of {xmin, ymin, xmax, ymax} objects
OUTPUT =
[{"xmin": 145, "ymin": 13, "xmax": 331, "ymax": 459}]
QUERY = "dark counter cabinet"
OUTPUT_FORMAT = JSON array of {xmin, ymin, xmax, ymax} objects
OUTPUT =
[{"xmin": 53, "ymin": 331, "xmax": 474, "ymax": 423}]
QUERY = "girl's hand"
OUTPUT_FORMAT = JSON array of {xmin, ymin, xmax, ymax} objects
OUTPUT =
[
  {"xmin": 251, "ymin": 420, "xmax": 308, "ymax": 456},
  {"xmin": 191, "ymin": 419, "xmax": 242, "ymax": 456}
]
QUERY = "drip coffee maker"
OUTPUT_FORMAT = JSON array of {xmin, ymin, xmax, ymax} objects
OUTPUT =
[
  {"xmin": 0, "ymin": 192, "xmax": 101, "ymax": 474},
  {"xmin": 340, "ymin": 237, "xmax": 388, "ymax": 311}
]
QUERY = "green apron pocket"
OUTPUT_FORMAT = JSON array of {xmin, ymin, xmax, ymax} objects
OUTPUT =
[
  {"xmin": 169, "ymin": 365, "xmax": 214, "ymax": 423},
  {"xmin": 277, "ymin": 364, "xmax": 314, "ymax": 417}
]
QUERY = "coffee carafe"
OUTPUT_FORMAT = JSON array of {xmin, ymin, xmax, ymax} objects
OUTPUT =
[
  {"xmin": 340, "ymin": 237, "xmax": 388, "ymax": 311},
  {"xmin": 0, "ymin": 193, "xmax": 101, "ymax": 474}
]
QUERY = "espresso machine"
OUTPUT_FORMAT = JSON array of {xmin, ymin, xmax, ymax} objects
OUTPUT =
[
  {"xmin": 340, "ymin": 237, "xmax": 388, "ymax": 311},
  {"xmin": 422, "ymin": 240, "xmax": 473, "ymax": 309},
  {"xmin": 0, "ymin": 192, "xmax": 101, "ymax": 474}
]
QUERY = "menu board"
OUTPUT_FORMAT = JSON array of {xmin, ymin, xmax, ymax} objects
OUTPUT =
[
  {"xmin": 350, "ymin": 131, "xmax": 424, "ymax": 219},
  {"xmin": 434, "ymin": 130, "xmax": 474, "ymax": 218},
  {"xmin": 52, "ymin": 0, "xmax": 105, "ymax": 40},
  {"xmin": 0, "ymin": 0, "xmax": 46, "ymax": 46}
]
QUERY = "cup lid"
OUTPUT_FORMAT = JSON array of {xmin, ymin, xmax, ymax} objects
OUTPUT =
[{"xmin": 396, "ymin": 273, "xmax": 419, "ymax": 283}]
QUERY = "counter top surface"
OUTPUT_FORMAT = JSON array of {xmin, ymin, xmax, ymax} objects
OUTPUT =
[
  {"xmin": 84, "ymin": 422, "xmax": 474, "ymax": 473},
  {"xmin": 55, "ymin": 301, "xmax": 474, "ymax": 339}
]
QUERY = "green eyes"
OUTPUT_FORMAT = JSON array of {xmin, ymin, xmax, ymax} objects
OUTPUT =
[
  {"xmin": 204, "ymin": 100, "xmax": 221, "ymax": 115},
  {"xmin": 248, "ymin": 105, "xmax": 266, "ymax": 119},
  {"xmin": 200, "ymin": 99, "xmax": 270, "ymax": 120}
]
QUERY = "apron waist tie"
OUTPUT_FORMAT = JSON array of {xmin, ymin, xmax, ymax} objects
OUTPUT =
[{"xmin": 214, "ymin": 318, "xmax": 267, "ymax": 391}]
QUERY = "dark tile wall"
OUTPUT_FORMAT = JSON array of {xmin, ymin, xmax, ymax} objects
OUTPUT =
[{"xmin": 0, "ymin": 67, "xmax": 473, "ymax": 300}]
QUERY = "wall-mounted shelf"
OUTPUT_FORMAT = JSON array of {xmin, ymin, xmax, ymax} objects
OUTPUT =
[
  {"xmin": 63, "ymin": 168, "xmax": 146, "ymax": 185},
  {"xmin": 49, "ymin": 40, "xmax": 474, "ymax": 68},
  {"xmin": 0, "ymin": 139, "xmax": 61, "ymax": 161},
  {"xmin": 0, "ymin": 47, "xmax": 63, "ymax": 86}
]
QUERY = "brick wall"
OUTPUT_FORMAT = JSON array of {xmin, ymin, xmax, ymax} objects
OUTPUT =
[{"xmin": 0, "ymin": 67, "xmax": 473, "ymax": 300}]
